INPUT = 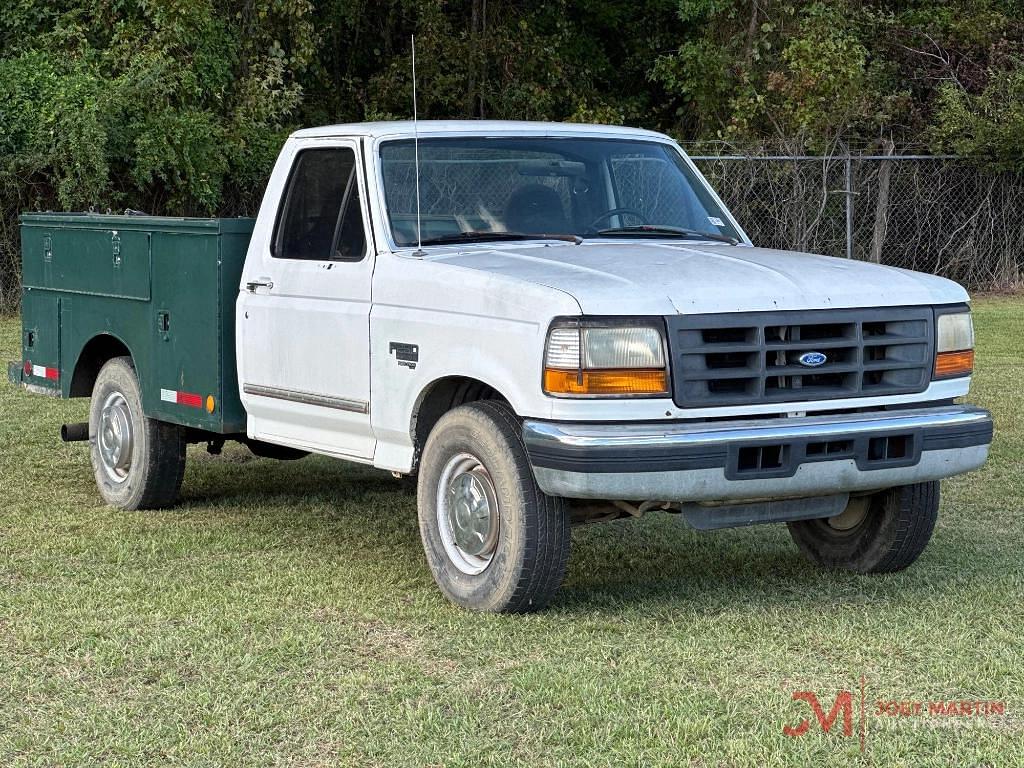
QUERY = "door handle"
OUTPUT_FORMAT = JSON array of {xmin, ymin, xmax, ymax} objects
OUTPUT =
[{"xmin": 246, "ymin": 277, "xmax": 274, "ymax": 292}]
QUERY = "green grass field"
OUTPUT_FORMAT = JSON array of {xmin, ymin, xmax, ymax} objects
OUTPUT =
[{"xmin": 1, "ymin": 298, "xmax": 1022, "ymax": 767}]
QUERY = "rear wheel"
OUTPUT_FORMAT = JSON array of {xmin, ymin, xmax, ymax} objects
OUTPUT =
[
  {"xmin": 417, "ymin": 401, "xmax": 570, "ymax": 612},
  {"xmin": 787, "ymin": 482, "xmax": 939, "ymax": 573},
  {"xmin": 89, "ymin": 357, "xmax": 186, "ymax": 510}
]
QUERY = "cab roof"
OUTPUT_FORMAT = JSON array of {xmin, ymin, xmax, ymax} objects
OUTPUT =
[{"xmin": 290, "ymin": 120, "xmax": 673, "ymax": 142}]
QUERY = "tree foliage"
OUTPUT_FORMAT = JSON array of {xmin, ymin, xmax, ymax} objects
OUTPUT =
[
  {"xmin": 652, "ymin": 0, "xmax": 1024, "ymax": 158},
  {"xmin": 1, "ymin": 0, "xmax": 1023, "ymax": 306},
  {"xmin": 3, "ymin": 0, "xmax": 1023, "ymax": 212}
]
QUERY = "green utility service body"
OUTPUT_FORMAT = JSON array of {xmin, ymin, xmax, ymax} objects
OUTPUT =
[{"xmin": 9, "ymin": 213, "xmax": 254, "ymax": 435}]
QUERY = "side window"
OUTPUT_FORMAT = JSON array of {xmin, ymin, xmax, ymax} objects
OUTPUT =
[{"xmin": 273, "ymin": 147, "xmax": 367, "ymax": 261}]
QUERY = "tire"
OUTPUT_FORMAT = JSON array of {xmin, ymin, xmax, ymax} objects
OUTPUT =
[
  {"xmin": 417, "ymin": 401, "xmax": 570, "ymax": 612},
  {"xmin": 787, "ymin": 482, "xmax": 939, "ymax": 574},
  {"xmin": 89, "ymin": 356, "xmax": 186, "ymax": 510}
]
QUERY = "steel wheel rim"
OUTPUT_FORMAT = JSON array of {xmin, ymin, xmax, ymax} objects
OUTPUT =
[
  {"xmin": 98, "ymin": 391, "xmax": 134, "ymax": 484},
  {"xmin": 828, "ymin": 496, "xmax": 871, "ymax": 532},
  {"xmin": 437, "ymin": 453, "xmax": 500, "ymax": 575}
]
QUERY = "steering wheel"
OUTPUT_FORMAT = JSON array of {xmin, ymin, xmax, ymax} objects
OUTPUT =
[{"xmin": 589, "ymin": 207, "xmax": 649, "ymax": 229}]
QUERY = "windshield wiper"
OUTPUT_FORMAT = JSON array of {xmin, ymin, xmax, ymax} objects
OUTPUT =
[
  {"xmin": 416, "ymin": 231, "xmax": 582, "ymax": 246},
  {"xmin": 595, "ymin": 225, "xmax": 738, "ymax": 245}
]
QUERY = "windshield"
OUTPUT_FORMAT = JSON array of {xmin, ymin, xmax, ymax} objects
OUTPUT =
[{"xmin": 378, "ymin": 136, "xmax": 741, "ymax": 247}]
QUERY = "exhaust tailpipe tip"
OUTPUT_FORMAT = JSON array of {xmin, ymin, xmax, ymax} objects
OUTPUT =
[{"xmin": 61, "ymin": 422, "xmax": 89, "ymax": 443}]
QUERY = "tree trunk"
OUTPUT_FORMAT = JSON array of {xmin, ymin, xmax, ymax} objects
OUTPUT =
[
  {"xmin": 743, "ymin": 1, "xmax": 760, "ymax": 68},
  {"xmin": 465, "ymin": 0, "xmax": 485, "ymax": 118},
  {"xmin": 870, "ymin": 139, "xmax": 895, "ymax": 264}
]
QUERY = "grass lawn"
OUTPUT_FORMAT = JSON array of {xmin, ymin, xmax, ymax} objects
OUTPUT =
[{"xmin": 1, "ymin": 297, "xmax": 1022, "ymax": 766}]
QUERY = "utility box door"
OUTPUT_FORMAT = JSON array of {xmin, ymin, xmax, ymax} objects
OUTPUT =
[
  {"xmin": 22, "ymin": 227, "xmax": 152, "ymax": 301},
  {"xmin": 21, "ymin": 290, "xmax": 61, "ymax": 373}
]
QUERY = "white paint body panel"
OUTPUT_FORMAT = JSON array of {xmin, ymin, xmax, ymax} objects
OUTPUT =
[
  {"xmin": 369, "ymin": 253, "xmax": 580, "ymax": 471},
  {"xmin": 237, "ymin": 137, "xmax": 375, "ymax": 460},
  {"xmin": 236, "ymin": 121, "xmax": 973, "ymax": 474},
  {"xmin": 426, "ymin": 240, "xmax": 968, "ymax": 316}
]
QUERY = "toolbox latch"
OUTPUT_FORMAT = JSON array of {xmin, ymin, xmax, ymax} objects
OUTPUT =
[{"xmin": 157, "ymin": 310, "xmax": 170, "ymax": 340}]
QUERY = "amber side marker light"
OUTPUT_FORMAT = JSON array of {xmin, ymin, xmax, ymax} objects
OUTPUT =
[
  {"xmin": 206, "ymin": 395, "xmax": 216, "ymax": 414},
  {"xmin": 934, "ymin": 349, "xmax": 974, "ymax": 378},
  {"xmin": 543, "ymin": 368, "xmax": 668, "ymax": 396}
]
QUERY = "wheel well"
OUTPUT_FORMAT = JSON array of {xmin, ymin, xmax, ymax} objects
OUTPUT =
[
  {"xmin": 69, "ymin": 335, "xmax": 132, "ymax": 397},
  {"xmin": 411, "ymin": 376, "xmax": 509, "ymax": 471}
]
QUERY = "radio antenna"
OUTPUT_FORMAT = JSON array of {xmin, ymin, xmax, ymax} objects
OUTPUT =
[{"xmin": 411, "ymin": 34, "xmax": 425, "ymax": 256}]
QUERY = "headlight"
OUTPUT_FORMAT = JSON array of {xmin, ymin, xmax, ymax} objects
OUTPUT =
[
  {"xmin": 934, "ymin": 310, "xmax": 974, "ymax": 378},
  {"xmin": 543, "ymin": 319, "xmax": 669, "ymax": 396}
]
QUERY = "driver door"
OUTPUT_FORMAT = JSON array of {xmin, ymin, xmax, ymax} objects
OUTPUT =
[{"xmin": 237, "ymin": 140, "xmax": 375, "ymax": 459}]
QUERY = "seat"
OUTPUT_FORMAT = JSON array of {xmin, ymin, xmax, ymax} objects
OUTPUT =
[{"xmin": 504, "ymin": 184, "xmax": 570, "ymax": 234}]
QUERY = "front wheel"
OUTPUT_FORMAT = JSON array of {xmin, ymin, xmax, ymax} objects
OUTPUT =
[
  {"xmin": 787, "ymin": 482, "xmax": 939, "ymax": 574},
  {"xmin": 417, "ymin": 401, "xmax": 570, "ymax": 612},
  {"xmin": 89, "ymin": 357, "xmax": 186, "ymax": 510}
]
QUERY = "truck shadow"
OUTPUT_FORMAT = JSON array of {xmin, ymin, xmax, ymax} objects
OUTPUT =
[
  {"xmin": 553, "ymin": 515, "xmax": 998, "ymax": 615},
  {"xmin": 181, "ymin": 449, "xmax": 985, "ymax": 614},
  {"xmin": 185, "ymin": 447, "xmax": 413, "ymax": 504}
]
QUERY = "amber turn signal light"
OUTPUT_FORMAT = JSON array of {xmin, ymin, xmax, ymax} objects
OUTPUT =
[
  {"xmin": 543, "ymin": 367, "xmax": 668, "ymax": 396},
  {"xmin": 934, "ymin": 349, "xmax": 974, "ymax": 378}
]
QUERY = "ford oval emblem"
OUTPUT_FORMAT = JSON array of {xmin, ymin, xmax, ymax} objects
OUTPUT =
[{"xmin": 798, "ymin": 351, "xmax": 828, "ymax": 367}]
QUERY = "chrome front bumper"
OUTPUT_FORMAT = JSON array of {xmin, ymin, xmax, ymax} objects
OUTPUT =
[{"xmin": 523, "ymin": 405, "xmax": 993, "ymax": 503}]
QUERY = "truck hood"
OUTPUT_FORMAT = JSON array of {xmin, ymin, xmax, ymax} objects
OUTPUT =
[{"xmin": 431, "ymin": 241, "xmax": 969, "ymax": 315}]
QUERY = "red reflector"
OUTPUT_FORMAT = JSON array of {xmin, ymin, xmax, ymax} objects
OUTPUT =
[
  {"xmin": 24, "ymin": 361, "xmax": 58, "ymax": 382},
  {"xmin": 177, "ymin": 391, "xmax": 203, "ymax": 408}
]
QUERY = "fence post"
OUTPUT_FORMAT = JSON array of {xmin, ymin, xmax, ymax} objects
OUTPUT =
[{"xmin": 845, "ymin": 155, "xmax": 853, "ymax": 259}]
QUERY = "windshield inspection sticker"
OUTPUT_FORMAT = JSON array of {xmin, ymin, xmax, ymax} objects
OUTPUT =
[{"xmin": 708, "ymin": 216, "xmax": 725, "ymax": 227}]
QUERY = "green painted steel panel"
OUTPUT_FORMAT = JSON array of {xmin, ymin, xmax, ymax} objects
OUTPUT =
[
  {"xmin": 20, "ymin": 288, "xmax": 61, "ymax": 392},
  {"xmin": 217, "ymin": 231, "xmax": 252, "ymax": 431},
  {"xmin": 22, "ymin": 221, "xmax": 153, "ymax": 300},
  {"xmin": 17, "ymin": 213, "xmax": 255, "ymax": 434},
  {"xmin": 20, "ymin": 213, "xmax": 255, "ymax": 235}
]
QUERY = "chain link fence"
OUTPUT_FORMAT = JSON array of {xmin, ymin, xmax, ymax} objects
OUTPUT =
[
  {"xmin": 688, "ymin": 152, "xmax": 1024, "ymax": 290},
  {"xmin": 0, "ymin": 193, "xmax": 23, "ymax": 313}
]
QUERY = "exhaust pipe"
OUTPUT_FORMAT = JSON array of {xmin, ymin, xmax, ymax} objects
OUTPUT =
[{"xmin": 61, "ymin": 422, "xmax": 89, "ymax": 443}]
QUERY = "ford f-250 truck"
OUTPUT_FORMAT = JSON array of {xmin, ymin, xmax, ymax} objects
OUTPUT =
[{"xmin": 10, "ymin": 121, "xmax": 993, "ymax": 612}]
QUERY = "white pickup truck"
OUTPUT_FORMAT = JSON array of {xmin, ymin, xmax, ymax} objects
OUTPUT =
[{"xmin": 11, "ymin": 121, "xmax": 992, "ymax": 612}]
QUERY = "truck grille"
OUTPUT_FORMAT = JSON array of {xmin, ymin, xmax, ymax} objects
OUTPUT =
[{"xmin": 667, "ymin": 307, "xmax": 934, "ymax": 408}]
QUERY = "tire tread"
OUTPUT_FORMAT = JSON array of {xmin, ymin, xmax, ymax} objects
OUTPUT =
[
  {"xmin": 90, "ymin": 357, "xmax": 186, "ymax": 511},
  {"xmin": 469, "ymin": 400, "xmax": 569, "ymax": 612},
  {"xmin": 417, "ymin": 400, "xmax": 570, "ymax": 613},
  {"xmin": 787, "ymin": 482, "xmax": 939, "ymax": 574},
  {"xmin": 873, "ymin": 481, "xmax": 938, "ymax": 573}
]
